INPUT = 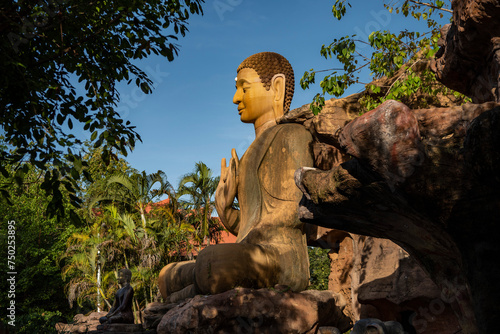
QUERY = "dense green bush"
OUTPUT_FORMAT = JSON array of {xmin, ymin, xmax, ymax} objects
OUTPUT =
[
  {"xmin": 308, "ymin": 247, "xmax": 331, "ymax": 290},
  {"xmin": 0, "ymin": 161, "xmax": 80, "ymax": 331}
]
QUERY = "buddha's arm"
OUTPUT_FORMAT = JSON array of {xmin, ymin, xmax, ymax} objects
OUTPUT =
[
  {"xmin": 115, "ymin": 286, "xmax": 134, "ymax": 313},
  {"xmin": 121, "ymin": 286, "xmax": 134, "ymax": 311},
  {"xmin": 106, "ymin": 292, "xmax": 119, "ymax": 316},
  {"xmin": 215, "ymin": 148, "xmax": 240, "ymax": 236},
  {"xmin": 217, "ymin": 205, "xmax": 240, "ymax": 235}
]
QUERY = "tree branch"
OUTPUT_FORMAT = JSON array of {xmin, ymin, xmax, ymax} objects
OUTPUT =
[
  {"xmin": 35, "ymin": 11, "xmax": 125, "ymax": 66},
  {"xmin": 409, "ymin": 0, "xmax": 453, "ymax": 13}
]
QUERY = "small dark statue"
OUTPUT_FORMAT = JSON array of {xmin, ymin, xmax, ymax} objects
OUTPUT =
[{"xmin": 99, "ymin": 268, "xmax": 134, "ymax": 324}]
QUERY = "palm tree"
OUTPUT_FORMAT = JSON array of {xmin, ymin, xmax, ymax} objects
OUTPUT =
[
  {"xmin": 177, "ymin": 162, "xmax": 220, "ymax": 246},
  {"xmin": 100, "ymin": 206, "xmax": 160, "ymax": 309},
  {"xmin": 61, "ymin": 229, "xmax": 112, "ymax": 310},
  {"xmin": 87, "ymin": 171, "xmax": 180, "ymax": 307},
  {"xmin": 90, "ymin": 170, "xmax": 172, "ymax": 231},
  {"xmin": 61, "ymin": 205, "xmax": 141, "ymax": 312}
]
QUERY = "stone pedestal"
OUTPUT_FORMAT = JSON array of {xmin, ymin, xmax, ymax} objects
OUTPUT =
[
  {"xmin": 94, "ymin": 323, "xmax": 145, "ymax": 333},
  {"xmin": 156, "ymin": 286, "xmax": 351, "ymax": 334},
  {"xmin": 142, "ymin": 302, "xmax": 177, "ymax": 330}
]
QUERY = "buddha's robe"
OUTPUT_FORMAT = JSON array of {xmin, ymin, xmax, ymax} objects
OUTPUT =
[{"xmin": 159, "ymin": 123, "xmax": 313, "ymax": 298}]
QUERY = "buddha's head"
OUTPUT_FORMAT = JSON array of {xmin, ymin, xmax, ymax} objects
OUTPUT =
[
  {"xmin": 234, "ymin": 52, "xmax": 294, "ymax": 126},
  {"xmin": 118, "ymin": 268, "xmax": 132, "ymax": 284}
]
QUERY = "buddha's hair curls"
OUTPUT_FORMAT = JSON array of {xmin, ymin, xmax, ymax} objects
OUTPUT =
[{"xmin": 237, "ymin": 52, "xmax": 294, "ymax": 113}]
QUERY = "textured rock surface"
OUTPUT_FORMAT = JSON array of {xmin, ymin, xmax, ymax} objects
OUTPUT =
[
  {"xmin": 95, "ymin": 323, "xmax": 145, "ymax": 333},
  {"xmin": 307, "ymin": 226, "xmax": 461, "ymax": 334},
  {"xmin": 338, "ymin": 100, "xmax": 423, "ymax": 189},
  {"xmin": 156, "ymin": 286, "xmax": 351, "ymax": 334},
  {"xmin": 142, "ymin": 302, "xmax": 177, "ymax": 329},
  {"xmin": 350, "ymin": 318, "xmax": 404, "ymax": 334},
  {"xmin": 431, "ymin": 0, "xmax": 500, "ymax": 103},
  {"xmin": 56, "ymin": 312, "xmax": 107, "ymax": 333},
  {"xmin": 284, "ymin": 2, "xmax": 500, "ymax": 329},
  {"xmin": 317, "ymin": 327, "xmax": 341, "ymax": 334},
  {"xmin": 295, "ymin": 100, "xmax": 500, "ymax": 332}
]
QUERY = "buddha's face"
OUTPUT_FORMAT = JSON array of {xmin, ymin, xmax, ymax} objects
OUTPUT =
[
  {"xmin": 233, "ymin": 68, "xmax": 275, "ymax": 125},
  {"xmin": 118, "ymin": 271, "xmax": 130, "ymax": 285},
  {"xmin": 118, "ymin": 272, "xmax": 126, "ymax": 284}
]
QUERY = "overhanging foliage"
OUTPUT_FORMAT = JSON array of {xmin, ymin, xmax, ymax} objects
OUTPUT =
[{"xmin": 0, "ymin": 0, "xmax": 204, "ymax": 221}]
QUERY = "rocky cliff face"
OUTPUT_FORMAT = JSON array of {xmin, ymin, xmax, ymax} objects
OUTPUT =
[
  {"xmin": 282, "ymin": 83, "xmax": 490, "ymax": 332},
  {"xmin": 283, "ymin": 51, "xmax": 500, "ymax": 331},
  {"xmin": 431, "ymin": 0, "xmax": 500, "ymax": 103},
  {"xmin": 307, "ymin": 226, "xmax": 461, "ymax": 334},
  {"xmin": 293, "ymin": 97, "xmax": 500, "ymax": 333}
]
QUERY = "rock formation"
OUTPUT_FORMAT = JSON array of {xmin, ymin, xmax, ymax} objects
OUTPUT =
[
  {"xmin": 281, "ymin": 2, "xmax": 500, "ymax": 331},
  {"xmin": 56, "ymin": 312, "xmax": 107, "ymax": 333},
  {"xmin": 431, "ymin": 0, "xmax": 500, "ymax": 103},
  {"xmin": 56, "ymin": 312, "xmax": 146, "ymax": 334},
  {"xmin": 155, "ymin": 286, "xmax": 351, "ymax": 334},
  {"xmin": 290, "ymin": 97, "xmax": 499, "ymax": 332},
  {"xmin": 142, "ymin": 301, "xmax": 177, "ymax": 329},
  {"xmin": 95, "ymin": 323, "xmax": 145, "ymax": 333},
  {"xmin": 350, "ymin": 318, "xmax": 404, "ymax": 334},
  {"xmin": 308, "ymin": 226, "xmax": 462, "ymax": 333}
]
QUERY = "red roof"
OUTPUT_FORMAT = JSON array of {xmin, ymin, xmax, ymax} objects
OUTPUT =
[
  {"xmin": 219, "ymin": 230, "xmax": 237, "ymax": 244},
  {"xmin": 145, "ymin": 198, "xmax": 170, "ymax": 214},
  {"xmin": 146, "ymin": 198, "xmax": 238, "ymax": 256}
]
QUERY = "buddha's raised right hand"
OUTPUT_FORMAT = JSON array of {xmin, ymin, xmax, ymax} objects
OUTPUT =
[{"xmin": 215, "ymin": 148, "xmax": 240, "ymax": 235}]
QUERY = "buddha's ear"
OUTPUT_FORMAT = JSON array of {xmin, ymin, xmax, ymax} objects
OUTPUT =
[{"xmin": 271, "ymin": 74, "xmax": 285, "ymax": 119}]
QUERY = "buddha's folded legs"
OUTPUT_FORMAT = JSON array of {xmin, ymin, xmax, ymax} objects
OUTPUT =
[
  {"xmin": 158, "ymin": 243, "xmax": 281, "ymax": 301},
  {"xmin": 159, "ymin": 242, "xmax": 308, "ymax": 302},
  {"xmin": 108, "ymin": 312, "xmax": 134, "ymax": 324},
  {"xmin": 167, "ymin": 284, "xmax": 197, "ymax": 304},
  {"xmin": 194, "ymin": 243, "xmax": 281, "ymax": 295},
  {"xmin": 158, "ymin": 260, "xmax": 196, "ymax": 301}
]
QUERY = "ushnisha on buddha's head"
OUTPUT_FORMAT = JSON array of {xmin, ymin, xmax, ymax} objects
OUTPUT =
[{"xmin": 233, "ymin": 52, "xmax": 294, "ymax": 133}]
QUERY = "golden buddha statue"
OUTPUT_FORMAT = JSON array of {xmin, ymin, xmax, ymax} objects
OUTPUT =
[{"xmin": 158, "ymin": 52, "xmax": 313, "ymax": 302}]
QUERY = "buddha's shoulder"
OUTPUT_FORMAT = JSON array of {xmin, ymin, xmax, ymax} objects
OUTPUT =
[{"xmin": 275, "ymin": 123, "xmax": 311, "ymax": 139}]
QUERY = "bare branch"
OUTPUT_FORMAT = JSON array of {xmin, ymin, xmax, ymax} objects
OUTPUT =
[
  {"xmin": 311, "ymin": 61, "xmax": 371, "ymax": 75},
  {"xmin": 409, "ymin": 0, "xmax": 453, "ymax": 13}
]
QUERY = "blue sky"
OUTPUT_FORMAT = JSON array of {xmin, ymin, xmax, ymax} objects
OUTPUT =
[{"xmin": 105, "ymin": 0, "xmax": 449, "ymax": 188}]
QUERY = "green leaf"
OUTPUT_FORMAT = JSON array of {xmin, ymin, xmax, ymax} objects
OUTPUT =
[
  {"xmin": 70, "ymin": 167, "xmax": 79, "ymax": 180},
  {"xmin": 140, "ymin": 82, "xmax": 151, "ymax": 94},
  {"xmin": 74, "ymin": 158, "xmax": 83, "ymax": 172},
  {"xmin": 14, "ymin": 168, "xmax": 25, "ymax": 186},
  {"xmin": 57, "ymin": 114, "xmax": 65, "ymax": 125},
  {"xmin": 0, "ymin": 165, "xmax": 9, "ymax": 178}
]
